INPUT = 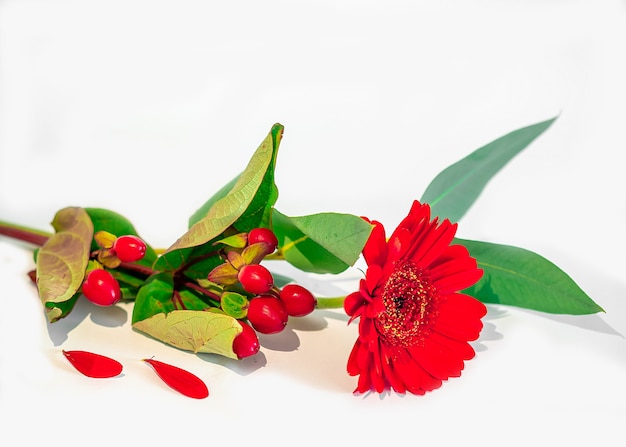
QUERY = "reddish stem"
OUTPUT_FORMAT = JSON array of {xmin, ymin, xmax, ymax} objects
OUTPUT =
[
  {"xmin": 0, "ymin": 220, "xmax": 222, "ymax": 303},
  {"xmin": 0, "ymin": 222, "xmax": 50, "ymax": 246}
]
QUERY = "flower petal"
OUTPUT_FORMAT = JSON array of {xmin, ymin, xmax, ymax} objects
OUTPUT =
[
  {"xmin": 392, "ymin": 347, "xmax": 442, "ymax": 394},
  {"xmin": 434, "ymin": 268, "xmax": 484, "ymax": 295},
  {"xmin": 344, "ymin": 291, "xmax": 366, "ymax": 318},
  {"xmin": 429, "ymin": 330, "xmax": 476, "ymax": 361},
  {"xmin": 431, "ymin": 293, "xmax": 487, "ymax": 341},
  {"xmin": 362, "ymin": 219, "xmax": 387, "ymax": 267},
  {"xmin": 409, "ymin": 338, "xmax": 465, "ymax": 379},
  {"xmin": 408, "ymin": 220, "xmax": 457, "ymax": 267}
]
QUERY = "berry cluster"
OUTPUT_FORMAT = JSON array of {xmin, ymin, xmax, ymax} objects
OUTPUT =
[
  {"xmin": 81, "ymin": 234, "xmax": 147, "ymax": 306},
  {"xmin": 76, "ymin": 226, "xmax": 318, "ymax": 361},
  {"xmin": 210, "ymin": 228, "xmax": 317, "ymax": 359}
]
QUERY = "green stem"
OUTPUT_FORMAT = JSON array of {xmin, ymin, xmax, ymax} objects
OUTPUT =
[
  {"xmin": 0, "ymin": 220, "xmax": 51, "ymax": 246},
  {"xmin": 264, "ymin": 251, "xmax": 285, "ymax": 261},
  {"xmin": 315, "ymin": 296, "xmax": 346, "ymax": 309}
]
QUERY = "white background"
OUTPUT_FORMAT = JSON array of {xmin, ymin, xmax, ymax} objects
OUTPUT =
[{"xmin": 1, "ymin": 1, "xmax": 625, "ymax": 445}]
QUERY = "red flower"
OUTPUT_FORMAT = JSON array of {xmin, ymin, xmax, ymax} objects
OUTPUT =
[{"xmin": 344, "ymin": 200, "xmax": 486, "ymax": 395}]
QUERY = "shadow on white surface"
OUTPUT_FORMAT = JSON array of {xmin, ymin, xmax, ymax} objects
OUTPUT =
[
  {"xmin": 521, "ymin": 309, "xmax": 623, "ymax": 337},
  {"xmin": 46, "ymin": 296, "xmax": 129, "ymax": 346},
  {"xmin": 199, "ymin": 349, "xmax": 268, "ymax": 376}
]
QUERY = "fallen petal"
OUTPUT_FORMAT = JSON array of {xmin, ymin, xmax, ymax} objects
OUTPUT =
[
  {"xmin": 62, "ymin": 350, "xmax": 123, "ymax": 378},
  {"xmin": 142, "ymin": 358, "xmax": 209, "ymax": 399}
]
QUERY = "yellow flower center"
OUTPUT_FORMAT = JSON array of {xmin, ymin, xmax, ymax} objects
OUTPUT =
[{"xmin": 376, "ymin": 261, "xmax": 438, "ymax": 347}]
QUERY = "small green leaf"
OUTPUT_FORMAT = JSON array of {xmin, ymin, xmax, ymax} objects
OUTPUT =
[
  {"xmin": 36, "ymin": 207, "xmax": 93, "ymax": 322},
  {"xmin": 421, "ymin": 117, "xmax": 557, "ymax": 222},
  {"xmin": 132, "ymin": 310, "xmax": 242, "ymax": 359},
  {"xmin": 44, "ymin": 290, "xmax": 81, "ymax": 323},
  {"xmin": 132, "ymin": 273, "xmax": 176, "ymax": 324},
  {"xmin": 458, "ymin": 238, "xmax": 604, "ymax": 315},
  {"xmin": 214, "ymin": 233, "xmax": 248, "ymax": 248},
  {"xmin": 221, "ymin": 291, "xmax": 249, "ymax": 319},
  {"xmin": 168, "ymin": 123, "xmax": 283, "ymax": 252},
  {"xmin": 178, "ymin": 287, "xmax": 219, "ymax": 310},
  {"xmin": 272, "ymin": 209, "xmax": 373, "ymax": 274}
]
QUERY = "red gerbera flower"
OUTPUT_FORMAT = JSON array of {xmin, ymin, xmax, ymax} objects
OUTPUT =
[{"xmin": 344, "ymin": 200, "xmax": 486, "ymax": 395}]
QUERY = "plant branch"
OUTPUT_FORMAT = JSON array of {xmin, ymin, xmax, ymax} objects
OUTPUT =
[{"xmin": 0, "ymin": 221, "xmax": 51, "ymax": 246}]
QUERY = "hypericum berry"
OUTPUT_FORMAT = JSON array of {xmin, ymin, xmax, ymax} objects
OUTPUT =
[
  {"xmin": 279, "ymin": 284, "xmax": 317, "ymax": 317},
  {"xmin": 248, "ymin": 227, "xmax": 279, "ymax": 253},
  {"xmin": 238, "ymin": 264, "xmax": 274, "ymax": 295},
  {"xmin": 82, "ymin": 269, "xmax": 121, "ymax": 306},
  {"xmin": 112, "ymin": 235, "xmax": 147, "ymax": 262},
  {"xmin": 246, "ymin": 295, "xmax": 288, "ymax": 334},
  {"xmin": 232, "ymin": 321, "xmax": 260, "ymax": 359}
]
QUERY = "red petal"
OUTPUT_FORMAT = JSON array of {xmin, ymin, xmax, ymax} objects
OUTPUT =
[
  {"xmin": 409, "ymin": 220, "xmax": 457, "ymax": 267},
  {"xmin": 62, "ymin": 350, "xmax": 123, "ymax": 378},
  {"xmin": 427, "ymin": 329, "xmax": 477, "ymax": 360},
  {"xmin": 430, "ymin": 244, "xmax": 470, "ymax": 266},
  {"xmin": 344, "ymin": 291, "xmax": 365, "ymax": 319},
  {"xmin": 347, "ymin": 341, "xmax": 363, "ymax": 376},
  {"xmin": 386, "ymin": 227, "xmax": 411, "ymax": 263},
  {"xmin": 431, "ymin": 293, "xmax": 487, "ymax": 341},
  {"xmin": 143, "ymin": 358, "xmax": 209, "ymax": 399},
  {"xmin": 380, "ymin": 345, "xmax": 406, "ymax": 393},
  {"xmin": 434, "ymin": 268, "xmax": 484, "ymax": 295},
  {"xmin": 362, "ymin": 219, "xmax": 387, "ymax": 267},
  {"xmin": 429, "ymin": 252, "xmax": 478, "ymax": 283},
  {"xmin": 392, "ymin": 347, "xmax": 442, "ymax": 394},
  {"xmin": 364, "ymin": 264, "xmax": 383, "ymax": 296},
  {"xmin": 409, "ymin": 339, "xmax": 465, "ymax": 380}
]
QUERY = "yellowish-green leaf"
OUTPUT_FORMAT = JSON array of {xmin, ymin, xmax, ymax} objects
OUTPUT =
[
  {"xmin": 132, "ymin": 310, "xmax": 243, "ymax": 359},
  {"xmin": 167, "ymin": 124, "xmax": 283, "ymax": 252},
  {"xmin": 36, "ymin": 207, "xmax": 93, "ymax": 321}
]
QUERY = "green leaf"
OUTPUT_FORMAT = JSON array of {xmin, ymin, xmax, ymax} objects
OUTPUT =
[
  {"xmin": 109, "ymin": 268, "xmax": 150, "ymax": 300},
  {"xmin": 132, "ymin": 310, "xmax": 242, "ymax": 359},
  {"xmin": 44, "ymin": 290, "xmax": 81, "ymax": 323},
  {"xmin": 421, "ymin": 117, "xmax": 557, "ymax": 222},
  {"xmin": 36, "ymin": 207, "xmax": 93, "ymax": 322},
  {"xmin": 85, "ymin": 207, "xmax": 158, "ymax": 265},
  {"xmin": 152, "ymin": 244, "xmax": 223, "ymax": 280},
  {"xmin": 458, "ymin": 238, "xmax": 604, "ymax": 315},
  {"xmin": 168, "ymin": 123, "xmax": 284, "ymax": 252},
  {"xmin": 178, "ymin": 287, "xmax": 219, "ymax": 310},
  {"xmin": 272, "ymin": 209, "xmax": 373, "ymax": 274},
  {"xmin": 131, "ymin": 273, "xmax": 176, "ymax": 324}
]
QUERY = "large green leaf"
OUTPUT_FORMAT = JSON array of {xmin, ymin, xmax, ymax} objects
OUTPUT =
[
  {"xmin": 167, "ymin": 123, "xmax": 283, "ymax": 252},
  {"xmin": 36, "ymin": 207, "xmax": 93, "ymax": 322},
  {"xmin": 421, "ymin": 117, "xmax": 557, "ymax": 222},
  {"xmin": 272, "ymin": 209, "xmax": 373, "ymax": 274},
  {"xmin": 133, "ymin": 310, "xmax": 242, "ymax": 359},
  {"xmin": 458, "ymin": 238, "xmax": 604, "ymax": 315}
]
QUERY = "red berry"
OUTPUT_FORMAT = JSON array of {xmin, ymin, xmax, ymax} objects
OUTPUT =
[
  {"xmin": 238, "ymin": 264, "xmax": 274, "ymax": 295},
  {"xmin": 279, "ymin": 284, "xmax": 317, "ymax": 317},
  {"xmin": 82, "ymin": 269, "xmax": 121, "ymax": 306},
  {"xmin": 248, "ymin": 228, "xmax": 278, "ymax": 253},
  {"xmin": 246, "ymin": 295, "xmax": 288, "ymax": 334},
  {"xmin": 112, "ymin": 235, "xmax": 147, "ymax": 262},
  {"xmin": 232, "ymin": 321, "xmax": 260, "ymax": 359}
]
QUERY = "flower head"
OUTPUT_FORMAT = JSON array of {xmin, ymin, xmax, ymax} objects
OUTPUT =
[{"xmin": 344, "ymin": 200, "xmax": 486, "ymax": 395}]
